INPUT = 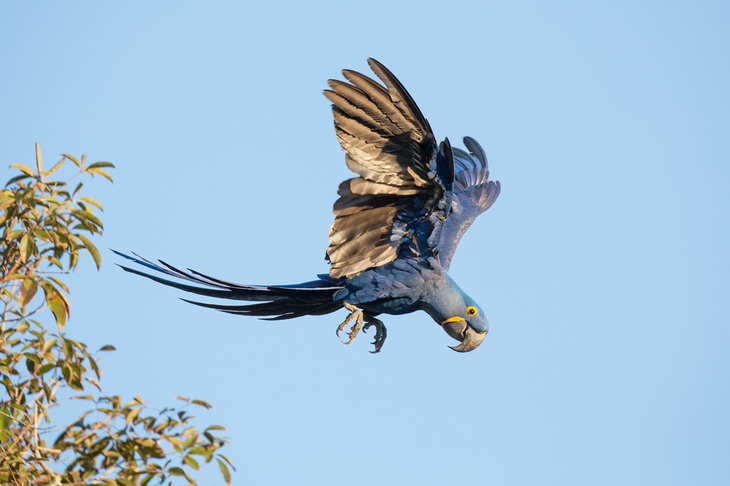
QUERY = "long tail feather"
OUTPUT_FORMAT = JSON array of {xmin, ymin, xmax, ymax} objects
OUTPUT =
[{"xmin": 113, "ymin": 250, "xmax": 344, "ymax": 320}]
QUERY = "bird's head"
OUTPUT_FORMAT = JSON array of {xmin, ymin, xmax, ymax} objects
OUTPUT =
[{"xmin": 440, "ymin": 299, "xmax": 489, "ymax": 353}]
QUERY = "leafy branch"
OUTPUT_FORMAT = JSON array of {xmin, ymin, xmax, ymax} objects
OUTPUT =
[{"xmin": 0, "ymin": 146, "xmax": 233, "ymax": 485}]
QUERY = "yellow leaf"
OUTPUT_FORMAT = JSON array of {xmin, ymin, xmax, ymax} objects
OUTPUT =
[
  {"xmin": 126, "ymin": 407, "xmax": 141, "ymax": 426},
  {"xmin": 42, "ymin": 337, "xmax": 57, "ymax": 353},
  {"xmin": 10, "ymin": 163, "xmax": 34, "ymax": 177},
  {"xmin": 62, "ymin": 153, "xmax": 80, "ymax": 167},
  {"xmin": 87, "ymin": 377, "xmax": 101, "ymax": 391},
  {"xmin": 46, "ymin": 158, "xmax": 66, "ymax": 176},
  {"xmin": 78, "ymin": 196, "xmax": 104, "ymax": 211},
  {"xmin": 86, "ymin": 167, "xmax": 114, "ymax": 182},
  {"xmin": 48, "ymin": 276, "xmax": 69, "ymax": 294},
  {"xmin": 0, "ymin": 190, "xmax": 14, "ymax": 210},
  {"xmin": 35, "ymin": 144, "xmax": 43, "ymax": 173}
]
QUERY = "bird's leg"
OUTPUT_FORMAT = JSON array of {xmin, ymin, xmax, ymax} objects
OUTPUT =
[
  {"xmin": 336, "ymin": 302, "xmax": 364, "ymax": 345},
  {"xmin": 362, "ymin": 315, "xmax": 387, "ymax": 354}
]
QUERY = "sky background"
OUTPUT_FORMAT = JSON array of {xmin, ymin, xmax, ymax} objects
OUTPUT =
[{"xmin": 3, "ymin": 1, "xmax": 729, "ymax": 484}]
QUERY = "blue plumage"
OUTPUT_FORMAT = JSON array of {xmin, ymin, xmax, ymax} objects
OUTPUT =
[{"xmin": 117, "ymin": 59, "xmax": 500, "ymax": 353}]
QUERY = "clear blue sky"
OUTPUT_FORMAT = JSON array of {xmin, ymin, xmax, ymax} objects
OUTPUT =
[{"xmin": 3, "ymin": 1, "xmax": 729, "ymax": 484}]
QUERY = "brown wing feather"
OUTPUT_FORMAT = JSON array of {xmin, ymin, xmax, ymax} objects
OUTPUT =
[{"xmin": 324, "ymin": 59, "xmax": 441, "ymax": 278}]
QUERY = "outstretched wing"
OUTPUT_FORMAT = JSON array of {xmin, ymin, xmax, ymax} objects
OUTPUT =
[
  {"xmin": 324, "ymin": 58, "xmax": 453, "ymax": 278},
  {"xmin": 438, "ymin": 137, "xmax": 501, "ymax": 270}
]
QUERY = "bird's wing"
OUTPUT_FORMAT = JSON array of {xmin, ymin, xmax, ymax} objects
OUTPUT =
[
  {"xmin": 324, "ymin": 58, "xmax": 453, "ymax": 278},
  {"xmin": 437, "ymin": 137, "xmax": 501, "ymax": 270}
]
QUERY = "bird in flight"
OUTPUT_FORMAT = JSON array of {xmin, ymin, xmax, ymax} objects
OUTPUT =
[{"xmin": 116, "ymin": 58, "xmax": 500, "ymax": 353}]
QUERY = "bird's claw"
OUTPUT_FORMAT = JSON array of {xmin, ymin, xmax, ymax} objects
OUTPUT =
[
  {"xmin": 363, "ymin": 317, "xmax": 387, "ymax": 354},
  {"xmin": 336, "ymin": 304, "xmax": 388, "ymax": 352},
  {"xmin": 336, "ymin": 303, "xmax": 364, "ymax": 345}
]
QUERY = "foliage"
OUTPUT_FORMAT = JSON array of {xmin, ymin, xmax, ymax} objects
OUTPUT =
[{"xmin": 0, "ymin": 146, "xmax": 233, "ymax": 485}]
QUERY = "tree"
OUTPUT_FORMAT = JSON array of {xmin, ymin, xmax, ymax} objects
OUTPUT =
[{"xmin": 0, "ymin": 146, "xmax": 233, "ymax": 485}]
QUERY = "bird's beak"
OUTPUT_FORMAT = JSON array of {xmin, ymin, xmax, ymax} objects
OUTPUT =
[{"xmin": 441, "ymin": 317, "xmax": 487, "ymax": 353}]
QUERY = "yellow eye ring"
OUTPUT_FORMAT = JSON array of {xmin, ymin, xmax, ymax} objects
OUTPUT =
[{"xmin": 466, "ymin": 306, "xmax": 478, "ymax": 317}]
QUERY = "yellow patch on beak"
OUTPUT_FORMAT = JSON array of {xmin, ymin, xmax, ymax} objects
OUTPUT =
[{"xmin": 441, "ymin": 316, "xmax": 466, "ymax": 325}]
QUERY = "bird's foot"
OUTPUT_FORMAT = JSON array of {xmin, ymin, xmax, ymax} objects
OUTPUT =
[
  {"xmin": 362, "ymin": 316, "xmax": 387, "ymax": 354},
  {"xmin": 336, "ymin": 303, "xmax": 364, "ymax": 345}
]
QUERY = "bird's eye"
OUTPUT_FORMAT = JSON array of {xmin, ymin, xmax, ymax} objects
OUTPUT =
[{"xmin": 466, "ymin": 306, "xmax": 478, "ymax": 316}]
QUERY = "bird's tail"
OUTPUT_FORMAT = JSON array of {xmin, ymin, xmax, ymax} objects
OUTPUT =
[{"xmin": 113, "ymin": 251, "xmax": 345, "ymax": 320}]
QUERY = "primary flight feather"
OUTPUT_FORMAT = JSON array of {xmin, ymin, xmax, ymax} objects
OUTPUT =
[{"xmin": 117, "ymin": 58, "xmax": 500, "ymax": 353}]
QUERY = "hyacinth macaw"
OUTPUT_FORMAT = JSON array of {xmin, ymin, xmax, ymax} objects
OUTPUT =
[{"xmin": 116, "ymin": 58, "xmax": 500, "ymax": 353}]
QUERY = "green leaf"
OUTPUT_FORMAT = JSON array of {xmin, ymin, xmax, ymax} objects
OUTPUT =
[
  {"xmin": 0, "ymin": 407, "xmax": 10, "ymax": 432},
  {"xmin": 19, "ymin": 232, "xmax": 35, "ymax": 262},
  {"xmin": 182, "ymin": 435, "xmax": 197, "ymax": 450},
  {"xmin": 168, "ymin": 467, "xmax": 185, "ymax": 477},
  {"xmin": 167, "ymin": 436, "xmax": 183, "ymax": 449},
  {"xmin": 47, "ymin": 256, "xmax": 63, "ymax": 269},
  {"xmin": 184, "ymin": 455, "xmax": 200, "ymax": 470},
  {"xmin": 48, "ymin": 276, "xmax": 70, "ymax": 294},
  {"xmin": 33, "ymin": 229, "xmax": 51, "ymax": 242},
  {"xmin": 77, "ymin": 233, "xmax": 102, "ymax": 269},
  {"xmin": 71, "ymin": 395, "xmax": 95, "ymax": 401},
  {"xmin": 218, "ymin": 453, "xmax": 234, "ymax": 467},
  {"xmin": 99, "ymin": 344, "xmax": 116, "ymax": 352},
  {"xmin": 69, "ymin": 249, "xmax": 78, "ymax": 270},
  {"xmin": 89, "ymin": 355, "xmax": 101, "ymax": 379},
  {"xmin": 87, "ymin": 161, "xmax": 115, "ymax": 170},
  {"xmin": 217, "ymin": 458, "xmax": 232, "ymax": 485},
  {"xmin": 62, "ymin": 339, "xmax": 73, "ymax": 359},
  {"xmin": 6, "ymin": 173, "xmax": 31, "ymax": 185},
  {"xmin": 42, "ymin": 282, "xmax": 69, "ymax": 331},
  {"xmin": 72, "ymin": 208, "xmax": 103, "ymax": 229},
  {"xmin": 38, "ymin": 363, "xmax": 55, "ymax": 374},
  {"xmin": 72, "ymin": 181, "xmax": 84, "ymax": 196}
]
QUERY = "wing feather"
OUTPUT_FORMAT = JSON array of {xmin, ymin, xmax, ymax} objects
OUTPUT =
[
  {"xmin": 324, "ymin": 59, "xmax": 452, "ymax": 278},
  {"xmin": 438, "ymin": 137, "xmax": 501, "ymax": 270}
]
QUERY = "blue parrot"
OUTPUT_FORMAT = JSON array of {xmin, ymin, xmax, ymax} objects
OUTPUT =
[{"xmin": 116, "ymin": 58, "xmax": 500, "ymax": 353}]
